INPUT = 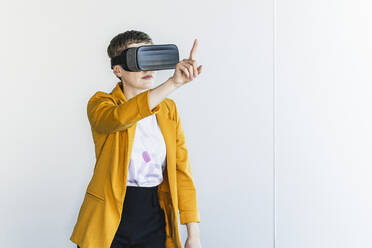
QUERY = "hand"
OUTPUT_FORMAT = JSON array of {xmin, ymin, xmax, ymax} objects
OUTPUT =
[
  {"xmin": 185, "ymin": 235, "xmax": 202, "ymax": 248},
  {"xmin": 170, "ymin": 38, "xmax": 203, "ymax": 87}
]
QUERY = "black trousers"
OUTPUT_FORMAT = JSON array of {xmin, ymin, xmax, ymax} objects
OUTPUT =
[{"xmin": 77, "ymin": 185, "xmax": 166, "ymax": 248}]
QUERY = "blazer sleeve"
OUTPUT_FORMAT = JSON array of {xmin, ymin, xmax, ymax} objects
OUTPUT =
[
  {"xmin": 171, "ymin": 99, "xmax": 201, "ymax": 224},
  {"xmin": 87, "ymin": 89, "xmax": 161, "ymax": 134}
]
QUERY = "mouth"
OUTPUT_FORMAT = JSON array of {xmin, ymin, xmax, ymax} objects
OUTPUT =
[{"xmin": 142, "ymin": 75, "xmax": 153, "ymax": 80}]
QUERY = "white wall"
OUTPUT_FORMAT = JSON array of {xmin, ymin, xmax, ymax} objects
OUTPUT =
[
  {"xmin": 276, "ymin": 1, "xmax": 372, "ymax": 247},
  {"xmin": 0, "ymin": 0, "xmax": 370, "ymax": 247}
]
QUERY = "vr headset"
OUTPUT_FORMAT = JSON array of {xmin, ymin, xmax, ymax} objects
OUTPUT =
[{"xmin": 110, "ymin": 44, "xmax": 179, "ymax": 72}]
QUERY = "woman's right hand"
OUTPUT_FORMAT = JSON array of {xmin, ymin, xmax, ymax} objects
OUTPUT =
[{"xmin": 170, "ymin": 39, "xmax": 203, "ymax": 88}]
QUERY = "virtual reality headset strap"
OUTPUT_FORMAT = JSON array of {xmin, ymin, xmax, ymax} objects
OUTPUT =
[{"xmin": 110, "ymin": 47, "xmax": 138, "ymax": 71}]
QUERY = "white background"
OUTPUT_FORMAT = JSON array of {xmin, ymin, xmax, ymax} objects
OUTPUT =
[{"xmin": 0, "ymin": 0, "xmax": 371, "ymax": 247}]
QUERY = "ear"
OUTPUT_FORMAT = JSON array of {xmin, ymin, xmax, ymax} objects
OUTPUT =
[{"xmin": 113, "ymin": 65, "xmax": 123, "ymax": 77}]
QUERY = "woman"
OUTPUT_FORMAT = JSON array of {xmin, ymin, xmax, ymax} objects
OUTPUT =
[{"xmin": 70, "ymin": 30, "xmax": 203, "ymax": 248}]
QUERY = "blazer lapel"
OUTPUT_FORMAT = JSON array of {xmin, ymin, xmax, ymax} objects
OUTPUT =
[
  {"xmin": 156, "ymin": 112, "xmax": 176, "ymax": 175},
  {"xmin": 155, "ymin": 110, "xmax": 177, "ymax": 209}
]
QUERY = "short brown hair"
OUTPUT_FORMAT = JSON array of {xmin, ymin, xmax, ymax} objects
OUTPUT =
[{"xmin": 107, "ymin": 30, "xmax": 153, "ymax": 80}]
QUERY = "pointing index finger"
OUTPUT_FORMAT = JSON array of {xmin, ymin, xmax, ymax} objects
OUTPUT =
[{"xmin": 189, "ymin": 39, "xmax": 198, "ymax": 60}]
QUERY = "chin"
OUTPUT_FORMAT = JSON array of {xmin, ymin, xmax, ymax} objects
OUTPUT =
[
  {"xmin": 142, "ymin": 79, "xmax": 154, "ymax": 84},
  {"xmin": 140, "ymin": 80, "xmax": 154, "ymax": 89}
]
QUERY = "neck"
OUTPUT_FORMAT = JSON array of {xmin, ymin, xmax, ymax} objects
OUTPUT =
[{"xmin": 121, "ymin": 81, "xmax": 147, "ymax": 100}]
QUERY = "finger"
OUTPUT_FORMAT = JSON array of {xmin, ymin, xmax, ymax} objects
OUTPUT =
[
  {"xmin": 181, "ymin": 61, "xmax": 193, "ymax": 79},
  {"xmin": 197, "ymin": 65, "xmax": 202, "ymax": 74},
  {"xmin": 189, "ymin": 38, "xmax": 198, "ymax": 60},
  {"xmin": 179, "ymin": 63, "xmax": 190, "ymax": 79},
  {"xmin": 185, "ymin": 60, "xmax": 198, "ymax": 78},
  {"xmin": 185, "ymin": 63, "xmax": 194, "ymax": 79},
  {"xmin": 183, "ymin": 60, "xmax": 196, "ymax": 78},
  {"xmin": 191, "ymin": 60, "xmax": 198, "ymax": 78}
]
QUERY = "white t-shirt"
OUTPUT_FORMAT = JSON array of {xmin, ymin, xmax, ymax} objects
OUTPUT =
[{"xmin": 127, "ymin": 113, "xmax": 167, "ymax": 187}]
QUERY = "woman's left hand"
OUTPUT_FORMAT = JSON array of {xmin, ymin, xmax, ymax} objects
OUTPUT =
[{"xmin": 185, "ymin": 235, "xmax": 202, "ymax": 248}]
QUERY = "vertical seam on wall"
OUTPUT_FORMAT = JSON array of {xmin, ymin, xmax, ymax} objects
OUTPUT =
[{"xmin": 273, "ymin": 0, "xmax": 277, "ymax": 246}]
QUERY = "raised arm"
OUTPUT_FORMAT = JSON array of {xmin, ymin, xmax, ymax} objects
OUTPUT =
[{"xmin": 87, "ymin": 89, "xmax": 159, "ymax": 133}]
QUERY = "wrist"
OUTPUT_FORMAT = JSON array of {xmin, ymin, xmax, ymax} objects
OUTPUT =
[
  {"xmin": 167, "ymin": 77, "xmax": 182, "ymax": 89},
  {"xmin": 186, "ymin": 222, "xmax": 200, "ymax": 238},
  {"xmin": 188, "ymin": 232, "xmax": 200, "ymax": 239}
]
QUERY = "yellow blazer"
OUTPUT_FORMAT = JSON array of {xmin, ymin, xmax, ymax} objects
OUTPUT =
[{"xmin": 70, "ymin": 81, "xmax": 200, "ymax": 248}]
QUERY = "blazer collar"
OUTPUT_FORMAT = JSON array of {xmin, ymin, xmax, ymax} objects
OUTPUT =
[{"xmin": 111, "ymin": 81, "xmax": 128, "ymax": 103}]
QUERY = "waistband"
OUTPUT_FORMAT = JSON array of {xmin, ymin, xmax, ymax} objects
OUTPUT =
[
  {"xmin": 126, "ymin": 185, "xmax": 159, "ymax": 191},
  {"xmin": 125, "ymin": 185, "xmax": 160, "ymax": 207}
]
